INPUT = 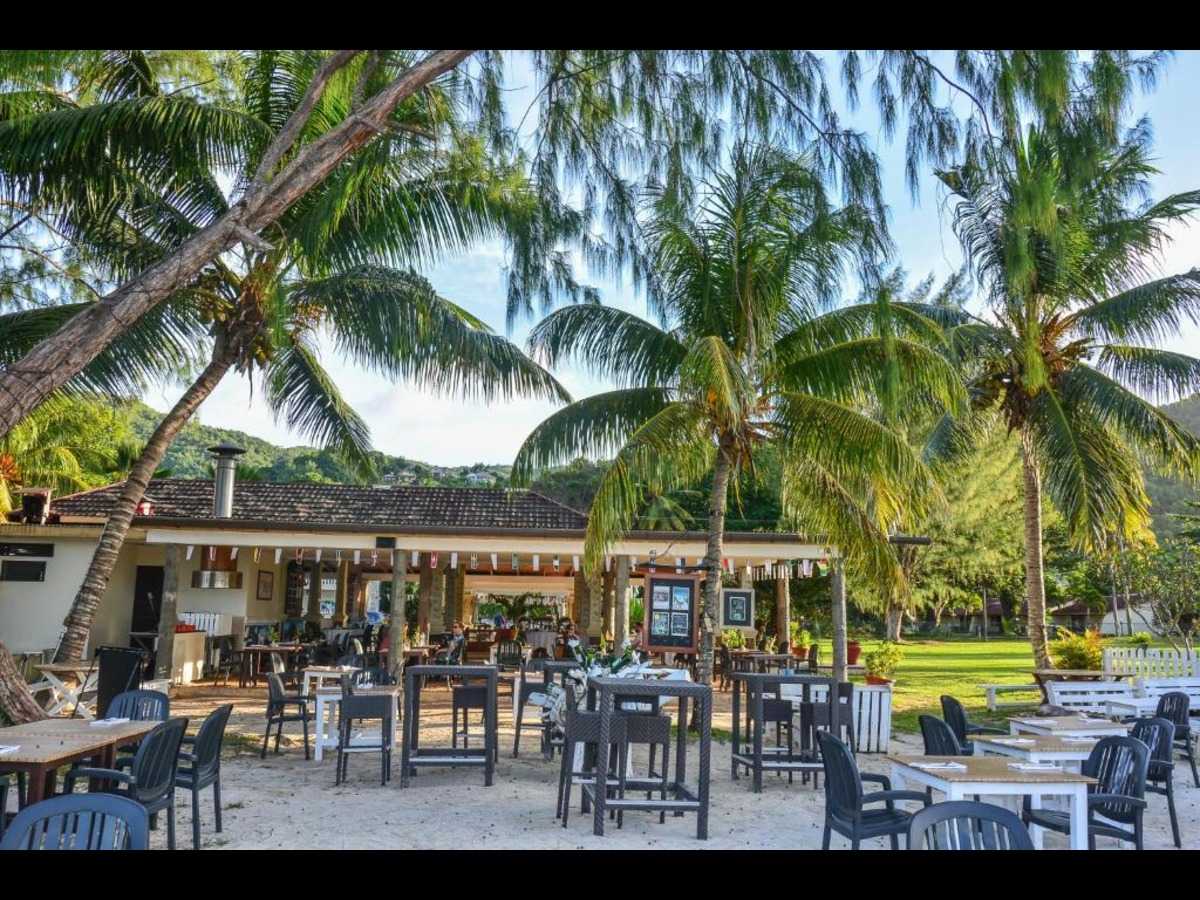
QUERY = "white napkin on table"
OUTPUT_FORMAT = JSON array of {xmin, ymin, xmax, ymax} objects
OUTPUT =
[
  {"xmin": 1008, "ymin": 762, "xmax": 1062, "ymax": 772},
  {"xmin": 89, "ymin": 717, "xmax": 131, "ymax": 727},
  {"xmin": 911, "ymin": 761, "xmax": 967, "ymax": 771},
  {"xmin": 990, "ymin": 737, "xmax": 1034, "ymax": 745},
  {"xmin": 1062, "ymin": 736, "xmax": 1099, "ymax": 743},
  {"xmin": 0, "ymin": 745, "xmax": 18, "ymax": 755}
]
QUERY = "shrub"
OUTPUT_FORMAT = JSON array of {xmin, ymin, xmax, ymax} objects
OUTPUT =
[
  {"xmin": 1049, "ymin": 628, "xmax": 1105, "ymax": 670},
  {"xmin": 863, "ymin": 640, "xmax": 905, "ymax": 680},
  {"xmin": 1129, "ymin": 631, "xmax": 1152, "ymax": 648},
  {"xmin": 721, "ymin": 627, "xmax": 745, "ymax": 649}
]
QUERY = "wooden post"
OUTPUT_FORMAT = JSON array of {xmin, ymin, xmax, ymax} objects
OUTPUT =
[
  {"xmin": 831, "ymin": 554, "xmax": 847, "ymax": 683},
  {"xmin": 417, "ymin": 552, "xmax": 432, "ymax": 636},
  {"xmin": 307, "ymin": 561, "xmax": 323, "ymax": 623},
  {"xmin": 775, "ymin": 571, "xmax": 789, "ymax": 648},
  {"xmin": 429, "ymin": 556, "xmax": 448, "ymax": 632},
  {"xmin": 613, "ymin": 555, "xmax": 631, "ymax": 642},
  {"xmin": 335, "ymin": 559, "xmax": 350, "ymax": 625},
  {"xmin": 388, "ymin": 548, "xmax": 406, "ymax": 668},
  {"xmin": 154, "ymin": 544, "xmax": 180, "ymax": 682}
]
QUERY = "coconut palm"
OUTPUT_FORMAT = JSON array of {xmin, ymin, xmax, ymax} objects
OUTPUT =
[
  {"xmin": 512, "ymin": 144, "xmax": 964, "ymax": 682},
  {"xmin": 939, "ymin": 120, "xmax": 1200, "ymax": 667},
  {"xmin": 0, "ymin": 51, "xmax": 569, "ymax": 667}
]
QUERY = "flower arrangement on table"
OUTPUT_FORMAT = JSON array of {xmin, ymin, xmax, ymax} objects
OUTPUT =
[{"xmin": 542, "ymin": 638, "xmax": 644, "ymax": 742}]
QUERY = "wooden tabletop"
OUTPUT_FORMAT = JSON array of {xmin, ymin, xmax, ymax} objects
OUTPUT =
[
  {"xmin": 972, "ymin": 734, "xmax": 1103, "ymax": 753},
  {"xmin": 0, "ymin": 733, "xmax": 129, "ymax": 763},
  {"xmin": 2, "ymin": 719, "xmax": 158, "ymax": 741},
  {"xmin": 34, "ymin": 663, "xmax": 97, "ymax": 675},
  {"xmin": 887, "ymin": 754, "xmax": 1096, "ymax": 784}
]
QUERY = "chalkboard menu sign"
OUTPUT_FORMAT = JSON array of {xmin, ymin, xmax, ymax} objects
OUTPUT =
[
  {"xmin": 721, "ymin": 588, "xmax": 754, "ymax": 627},
  {"xmin": 643, "ymin": 574, "xmax": 699, "ymax": 654}
]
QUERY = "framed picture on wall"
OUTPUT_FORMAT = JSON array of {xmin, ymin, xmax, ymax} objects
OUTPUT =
[
  {"xmin": 643, "ymin": 574, "xmax": 699, "ymax": 654},
  {"xmin": 256, "ymin": 569, "xmax": 274, "ymax": 601},
  {"xmin": 722, "ymin": 588, "xmax": 753, "ymax": 627}
]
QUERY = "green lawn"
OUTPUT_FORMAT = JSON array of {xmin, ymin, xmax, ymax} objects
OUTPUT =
[{"xmin": 816, "ymin": 637, "xmax": 1043, "ymax": 734}]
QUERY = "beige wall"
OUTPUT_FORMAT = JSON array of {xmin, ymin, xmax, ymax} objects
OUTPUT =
[{"xmin": 0, "ymin": 535, "xmax": 286, "ymax": 655}]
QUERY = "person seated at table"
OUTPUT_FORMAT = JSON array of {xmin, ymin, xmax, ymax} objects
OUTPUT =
[{"xmin": 434, "ymin": 621, "xmax": 466, "ymax": 664}]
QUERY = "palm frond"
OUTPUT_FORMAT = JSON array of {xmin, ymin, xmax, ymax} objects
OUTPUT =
[
  {"xmin": 1067, "ymin": 269, "xmax": 1200, "ymax": 345},
  {"xmin": 583, "ymin": 403, "xmax": 715, "ymax": 570},
  {"xmin": 265, "ymin": 338, "xmax": 375, "ymax": 482},
  {"xmin": 526, "ymin": 303, "xmax": 687, "ymax": 389},
  {"xmin": 510, "ymin": 388, "xmax": 672, "ymax": 486},
  {"xmin": 678, "ymin": 335, "xmax": 755, "ymax": 429}
]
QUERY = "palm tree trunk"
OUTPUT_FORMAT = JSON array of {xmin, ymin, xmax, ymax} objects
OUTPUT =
[
  {"xmin": 885, "ymin": 596, "xmax": 904, "ymax": 642},
  {"xmin": 698, "ymin": 435, "xmax": 735, "ymax": 686},
  {"xmin": 1020, "ymin": 427, "xmax": 1051, "ymax": 669},
  {"xmin": 53, "ymin": 344, "xmax": 234, "ymax": 663},
  {"xmin": 0, "ymin": 640, "xmax": 47, "ymax": 723}
]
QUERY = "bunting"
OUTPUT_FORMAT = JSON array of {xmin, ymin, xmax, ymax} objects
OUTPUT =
[
  {"xmin": 511, "ymin": 553, "xmax": 519, "ymax": 572},
  {"xmin": 274, "ymin": 548, "xmax": 282, "ymax": 564},
  {"xmin": 411, "ymin": 550, "xmax": 419, "ymax": 567},
  {"xmin": 230, "ymin": 547, "xmax": 239, "ymax": 560},
  {"xmin": 490, "ymin": 553, "xmax": 498, "ymax": 573},
  {"xmin": 572, "ymin": 555, "xmax": 580, "ymax": 571},
  {"xmin": 370, "ymin": 550, "xmax": 379, "ymax": 567},
  {"xmin": 470, "ymin": 553, "xmax": 479, "ymax": 570},
  {"xmin": 553, "ymin": 555, "xmax": 560, "ymax": 572},
  {"xmin": 450, "ymin": 552, "xmax": 458, "ymax": 569},
  {"xmin": 252, "ymin": 547, "xmax": 261, "ymax": 564},
  {"xmin": 430, "ymin": 551, "xmax": 438, "ymax": 568},
  {"xmin": 185, "ymin": 545, "xmax": 194, "ymax": 561},
  {"xmin": 353, "ymin": 550, "xmax": 361, "ymax": 565}
]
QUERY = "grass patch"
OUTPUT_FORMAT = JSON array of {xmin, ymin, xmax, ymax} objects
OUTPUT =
[{"xmin": 815, "ymin": 637, "xmax": 1041, "ymax": 734}]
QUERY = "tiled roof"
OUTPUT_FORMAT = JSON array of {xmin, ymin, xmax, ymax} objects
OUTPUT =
[{"xmin": 52, "ymin": 479, "xmax": 589, "ymax": 532}]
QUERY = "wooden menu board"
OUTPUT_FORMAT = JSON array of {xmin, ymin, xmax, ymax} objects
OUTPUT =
[{"xmin": 643, "ymin": 574, "xmax": 700, "ymax": 654}]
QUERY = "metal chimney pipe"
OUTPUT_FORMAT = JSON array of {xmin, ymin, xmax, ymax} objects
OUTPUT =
[{"xmin": 207, "ymin": 442, "xmax": 246, "ymax": 518}]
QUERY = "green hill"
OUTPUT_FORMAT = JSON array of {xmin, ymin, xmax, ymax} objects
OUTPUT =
[
  {"xmin": 1146, "ymin": 394, "xmax": 1200, "ymax": 539},
  {"xmin": 121, "ymin": 399, "xmax": 511, "ymax": 489}
]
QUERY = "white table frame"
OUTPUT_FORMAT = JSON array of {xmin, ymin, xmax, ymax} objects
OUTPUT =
[
  {"xmin": 1105, "ymin": 697, "xmax": 1161, "ymax": 719},
  {"xmin": 301, "ymin": 666, "xmax": 358, "ymax": 699},
  {"xmin": 890, "ymin": 760, "xmax": 1090, "ymax": 850}
]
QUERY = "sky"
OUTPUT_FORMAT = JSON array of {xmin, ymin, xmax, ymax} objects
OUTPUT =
[{"xmin": 143, "ymin": 51, "xmax": 1200, "ymax": 468}]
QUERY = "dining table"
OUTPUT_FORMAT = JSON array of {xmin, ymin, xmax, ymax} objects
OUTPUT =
[
  {"xmin": 0, "ymin": 718, "xmax": 159, "ymax": 807},
  {"xmin": 971, "ymin": 733, "xmax": 1099, "ymax": 773},
  {"xmin": 1008, "ymin": 714, "xmax": 1130, "ymax": 738},
  {"xmin": 301, "ymin": 664, "xmax": 359, "ymax": 698},
  {"xmin": 239, "ymin": 644, "xmax": 304, "ymax": 688},
  {"xmin": 887, "ymin": 754, "xmax": 1097, "ymax": 850}
]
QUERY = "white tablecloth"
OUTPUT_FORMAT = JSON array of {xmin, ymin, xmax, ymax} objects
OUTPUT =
[{"xmin": 524, "ymin": 631, "xmax": 558, "ymax": 655}]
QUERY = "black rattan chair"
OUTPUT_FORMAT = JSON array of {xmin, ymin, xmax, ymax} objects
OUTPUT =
[
  {"xmin": 0, "ymin": 792, "xmax": 150, "ymax": 850},
  {"xmin": 1022, "ymin": 734, "xmax": 1148, "ymax": 850},
  {"xmin": 65, "ymin": 716, "xmax": 188, "ymax": 851},
  {"xmin": 335, "ymin": 683, "xmax": 394, "ymax": 786},
  {"xmin": 1130, "ymin": 716, "xmax": 1181, "ymax": 848},
  {"xmin": 816, "ymin": 729, "xmax": 928, "ymax": 849},
  {"xmin": 175, "ymin": 703, "xmax": 233, "ymax": 850},
  {"xmin": 908, "ymin": 799, "xmax": 1034, "ymax": 850},
  {"xmin": 513, "ymin": 658, "xmax": 550, "ymax": 758}
]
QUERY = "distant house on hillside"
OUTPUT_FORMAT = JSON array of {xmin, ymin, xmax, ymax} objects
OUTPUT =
[
  {"xmin": 466, "ymin": 471, "xmax": 496, "ymax": 485},
  {"xmin": 1047, "ymin": 595, "xmax": 1159, "ymax": 636}
]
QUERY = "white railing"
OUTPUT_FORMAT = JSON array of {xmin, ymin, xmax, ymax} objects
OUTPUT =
[{"xmin": 1104, "ymin": 647, "xmax": 1199, "ymax": 679}]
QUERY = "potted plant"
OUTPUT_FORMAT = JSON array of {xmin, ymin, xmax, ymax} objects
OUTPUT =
[
  {"xmin": 863, "ymin": 640, "xmax": 904, "ymax": 684},
  {"xmin": 789, "ymin": 622, "xmax": 811, "ymax": 659}
]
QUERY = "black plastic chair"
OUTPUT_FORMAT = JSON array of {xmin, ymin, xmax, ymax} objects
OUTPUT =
[
  {"xmin": 211, "ymin": 637, "xmax": 243, "ymax": 686},
  {"xmin": 262, "ymin": 672, "xmax": 311, "ymax": 760},
  {"xmin": 65, "ymin": 716, "xmax": 188, "ymax": 851},
  {"xmin": 0, "ymin": 792, "xmax": 150, "ymax": 850},
  {"xmin": 350, "ymin": 667, "xmax": 395, "ymax": 686},
  {"xmin": 1130, "ymin": 716, "xmax": 1181, "ymax": 848},
  {"xmin": 908, "ymin": 799, "xmax": 1034, "ymax": 850},
  {"xmin": 0, "ymin": 775, "xmax": 8, "ymax": 839},
  {"xmin": 816, "ymin": 729, "xmax": 928, "ymax": 849},
  {"xmin": 1022, "ymin": 734, "xmax": 1148, "ymax": 850},
  {"xmin": 175, "ymin": 703, "xmax": 233, "ymax": 851},
  {"xmin": 919, "ymin": 714, "xmax": 968, "ymax": 756},
  {"xmin": 1153, "ymin": 691, "xmax": 1200, "ymax": 788},
  {"xmin": 940, "ymin": 694, "xmax": 1004, "ymax": 754},
  {"xmin": 495, "ymin": 640, "xmax": 525, "ymax": 672}
]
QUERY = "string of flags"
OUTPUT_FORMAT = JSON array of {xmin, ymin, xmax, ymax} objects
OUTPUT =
[{"xmin": 177, "ymin": 544, "xmax": 831, "ymax": 581}]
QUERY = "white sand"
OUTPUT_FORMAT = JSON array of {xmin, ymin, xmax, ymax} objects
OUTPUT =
[{"xmin": 152, "ymin": 685, "xmax": 1196, "ymax": 850}]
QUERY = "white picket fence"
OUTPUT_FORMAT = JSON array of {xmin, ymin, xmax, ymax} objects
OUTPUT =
[
  {"xmin": 804, "ymin": 682, "xmax": 894, "ymax": 753},
  {"xmin": 1104, "ymin": 647, "xmax": 1199, "ymax": 679}
]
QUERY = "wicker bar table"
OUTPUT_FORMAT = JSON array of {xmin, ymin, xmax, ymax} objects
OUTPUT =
[
  {"xmin": 731, "ymin": 672, "xmax": 837, "ymax": 792},
  {"xmin": 400, "ymin": 664, "xmax": 498, "ymax": 787},
  {"xmin": 582, "ymin": 675, "xmax": 713, "ymax": 839}
]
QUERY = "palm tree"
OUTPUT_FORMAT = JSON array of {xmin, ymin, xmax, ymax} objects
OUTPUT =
[
  {"xmin": 0, "ymin": 51, "xmax": 569, "ymax": 667},
  {"xmin": 512, "ymin": 144, "xmax": 963, "ymax": 682},
  {"xmin": 939, "ymin": 121, "xmax": 1200, "ymax": 667}
]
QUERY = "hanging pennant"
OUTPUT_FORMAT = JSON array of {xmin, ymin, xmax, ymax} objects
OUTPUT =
[
  {"xmin": 553, "ymin": 554, "xmax": 560, "ymax": 572},
  {"xmin": 275, "ymin": 548, "xmax": 282, "ymax": 564},
  {"xmin": 208, "ymin": 546, "xmax": 217, "ymax": 561},
  {"xmin": 314, "ymin": 549, "xmax": 323, "ymax": 563},
  {"xmin": 296, "ymin": 548, "xmax": 305, "ymax": 563},
  {"xmin": 745, "ymin": 560, "xmax": 752, "ymax": 575},
  {"xmin": 648, "ymin": 550, "xmax": 657, "ymax": 572},
  {"xmin": 511, "ymin": 553, "xmax": 519, "ymax": 572},
  {"xmin": 470, "ymin": 552, "xmax": 479, "ymax": 570},
  {"xmin": 675, "ymin": 556, "xmax": 683, "ymax": 573},
  {"xmin": 230, "ymin": 547, "xmax": 239, "ymax": 560},
  {"xmin": 802, "ymin": 559, "xmax": 812, "ymax": 578},
  {"xmin": 630, "ymin": 556, "xmax": 637, "ymax": 568},
  {"xmin": 185, "ymin": 545, "xmax": 194, "ymax": 561},
  {"xmin": 253, "ymin": 547, "xmax": 261, "ymax": 564},
  {"xmin": 532, "ymin": 554, "xmax": 540, "ymax": 571},
  {"xmin": 450, "ymin": 552, "xmax": 458, "ymax": 570},
  {"xmin": 572, "ymin": 555, "xmax": 580, "ymax": 571},
  {"xmin": 353, "ymin": 550, "xmax": 361, "ymax": 565},
  {"xmin": 370, "ymin": 550, "xmax": 379, "ymax": 566},
  {"xmin": 411, "ymin": 550, "xmax": 419, "ymax": 566},
  {"xmin": 603, "ymin": 556, "xmax": 610, "ymax": 573}
]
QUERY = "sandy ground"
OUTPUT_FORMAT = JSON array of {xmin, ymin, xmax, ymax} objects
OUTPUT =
[{"xmin": 138, "ymin": 682, "xmax": 1199, "ymax": 850}]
